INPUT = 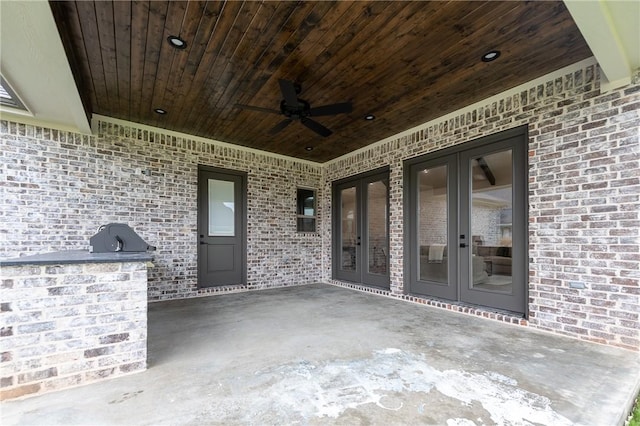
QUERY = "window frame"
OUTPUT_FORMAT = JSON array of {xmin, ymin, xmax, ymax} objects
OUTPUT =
[{"xmin": 296, "ymin": 187, "xmax": 317, "ymax": 233}]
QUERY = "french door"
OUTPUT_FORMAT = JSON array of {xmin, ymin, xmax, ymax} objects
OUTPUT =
[
  {"xmin": 332, "ymin": 168, "xmax": 390, "ymax": 289},
  {"xmin": 197, "ymin": 166, "xmax": 246, "ymax": 287},
  {"xmin": 405, "ymin": 127, "xmax": 527, "ymax": 314}
]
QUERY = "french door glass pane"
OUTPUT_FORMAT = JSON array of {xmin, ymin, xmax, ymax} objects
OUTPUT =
[
  {"xmin": 341, "ymin": 187, "xmax": 357, "ymax": 271},
  {"xmin": 418, "ymin": 165, "xmax": 448, "ymax": 283},
  {"xmin": 367, "ymin": 180, "xmax": 388, "ymax": 275},
  {"xmin": 208, "ymin": 179, "xmax": 235, "ymax": 236},
  {"xmin": 470, "ymin": 150, "xmax": 513, "ymax": 293}
]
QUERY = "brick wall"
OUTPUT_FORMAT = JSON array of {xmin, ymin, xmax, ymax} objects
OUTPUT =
[
  {"xmin": 0, "ymin": 261, "xmax": 147, "ymax": 400},
  {"xmin": 324, "ymin": 61, "xmax": 640, "ymax": 350},
  {"xmin": 1, "ymin": 59, "xmax": 638, "ymax": 350},
  {"xmin": 0, "ymin": 119, "xmax": 323, "ymax": 300}
]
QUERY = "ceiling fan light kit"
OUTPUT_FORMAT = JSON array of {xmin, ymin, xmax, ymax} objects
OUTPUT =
[{"xmin": 237, "ymin": 79, "xmax": 353, "ymax": 138}]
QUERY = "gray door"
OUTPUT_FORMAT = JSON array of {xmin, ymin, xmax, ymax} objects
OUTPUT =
[
  {"xmin": 333, "ymin": 169, "xmax": 390, "ymax": 289},
  {"xmin": 406, "ymin": 127, "xmax": 527, "ymax": 314},
  {"xmin": 406, "ymin": 154, "xmax": 459, "ymax": 300},
  {"xmin": 334, "ymin": 180, "xmax": 361, "ymax": 283},
  {"xmin": 459, "ymin": 138, "xmax": 527, "ymax": 313},
  {"xmin": 198, "ymin": 167, "xmax": 246, "ymax": 287}
]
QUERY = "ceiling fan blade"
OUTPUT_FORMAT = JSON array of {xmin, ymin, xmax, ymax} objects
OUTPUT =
[
  {"xmin": 301, "ymin": 117, "xmax": 332, "ymax": 137},
  {"xmin": 308, "ymin": 102, "xmax": 353, "ymax": 117},
  {"xmin": 278, "ymin": 79, "xmax": 300, "ymax": 107},
  {"xmin": 269, "ymin": 118, "xmax": 293, "ymax": 135},
  {"xmin": 235, "ymin": 104, "xmax": 281, "ymax": 114}
]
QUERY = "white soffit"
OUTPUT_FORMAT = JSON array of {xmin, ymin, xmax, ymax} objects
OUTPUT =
[
  {"xmin": 0, "ymin": 1, "xmax": 91, "ymax": 133},
  {"xmin": 564, "ymin": 0, "xmax": 640, "ymax": 90}
]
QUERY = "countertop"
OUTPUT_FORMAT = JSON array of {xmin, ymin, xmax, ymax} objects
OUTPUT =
[{"xmin": 0, "ymin": 250, "xmax": 154, "ymax": 266}]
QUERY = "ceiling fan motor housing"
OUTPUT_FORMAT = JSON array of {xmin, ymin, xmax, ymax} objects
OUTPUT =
[
  {"xmin": 236, "ymin": 79, "xmax": 351, "ymax": 137},
  {"xmin": 280, "ymin": 98, "xmax": 310, "ymax": 120}
]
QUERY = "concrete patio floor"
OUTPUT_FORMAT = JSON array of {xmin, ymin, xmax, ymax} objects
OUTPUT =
[{"xmin": 2, "ymin": 283, "xmax": 639, "ymax": 425}]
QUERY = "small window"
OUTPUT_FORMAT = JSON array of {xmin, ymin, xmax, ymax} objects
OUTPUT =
[
  {"xmin": 0, "ymin": 75, "xmax": 28, "ymax": 111},
  {"xmin": 297, "ymin": 188, "xmax": 316, "ymax": 232}
]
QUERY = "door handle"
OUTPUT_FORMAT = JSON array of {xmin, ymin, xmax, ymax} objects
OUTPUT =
[
  {"xmin": 460, "ymin": 243, "xmax": 467, "ymax": 248},
  {"xmin": 200, "ymin": 241, "xmax": 207, "ymax": 245}
]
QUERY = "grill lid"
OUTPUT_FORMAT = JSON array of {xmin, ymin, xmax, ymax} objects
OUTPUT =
[{"xmin": 89, "ymin": 223, "xmax": 156, "ymax": 253}]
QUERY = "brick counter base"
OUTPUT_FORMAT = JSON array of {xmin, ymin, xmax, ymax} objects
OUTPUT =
[{"xmin": 0, "ymin": 261, "xmax": 148, "ymax": 400}]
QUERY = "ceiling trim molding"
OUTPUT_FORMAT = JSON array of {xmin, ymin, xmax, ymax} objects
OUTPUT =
[
  {"xmin": 91, "ymin": 114, "xmax": 322, "ymax": 168},
  {"xmin": 326, "ymin": 57, "xmax": 599, "ymax": 167},
  {"xmin": 0, "ymin": 1, "xmax": 91, "ymax": 134},
  {"xmin": 564, "ymin": 0, "xmax": 638, "ymax": 91}
]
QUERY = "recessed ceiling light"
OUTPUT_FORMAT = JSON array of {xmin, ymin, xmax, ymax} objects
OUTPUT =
[
  {"xmin": 481, "ymin": 50, "xmax": 501, "ymax": 62},
  {"xmin": 305, "ymin": 146, "xmax": 314, "ymax": 151},
  {"xmin": 154, "ymin": 108, "xmax": 167, "ymax": 115},
  {"xmin": 364, "ymin": 114, "xmax": 375, "ymax": 120},
  {"xmin": 167, "ymin": 35, "xmax": 187, "ymax": 49}
]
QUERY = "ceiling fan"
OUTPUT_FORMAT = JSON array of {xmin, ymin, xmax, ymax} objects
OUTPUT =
[{"xmin": 236, "ymin": 79, "xmax": 352, "ymax": 137}]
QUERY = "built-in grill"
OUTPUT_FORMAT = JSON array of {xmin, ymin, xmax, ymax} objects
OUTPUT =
[{"xmin": 89, "ymin": 223, "xmax": 156, "ymax": 253}]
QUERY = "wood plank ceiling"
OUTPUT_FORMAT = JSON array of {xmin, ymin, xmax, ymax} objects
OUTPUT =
[{"xmin": 49, "ymin": 1, "xmax": 592, "ymax": 163}]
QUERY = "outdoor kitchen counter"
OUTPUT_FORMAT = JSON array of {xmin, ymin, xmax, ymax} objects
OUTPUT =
[
  {"xmin": 0, "ymin": 249, "xmax": 153, "ymax": 266},
  {"xmin": 0, "ymin": 250, "xmax": 152, "ymax": 401}
]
